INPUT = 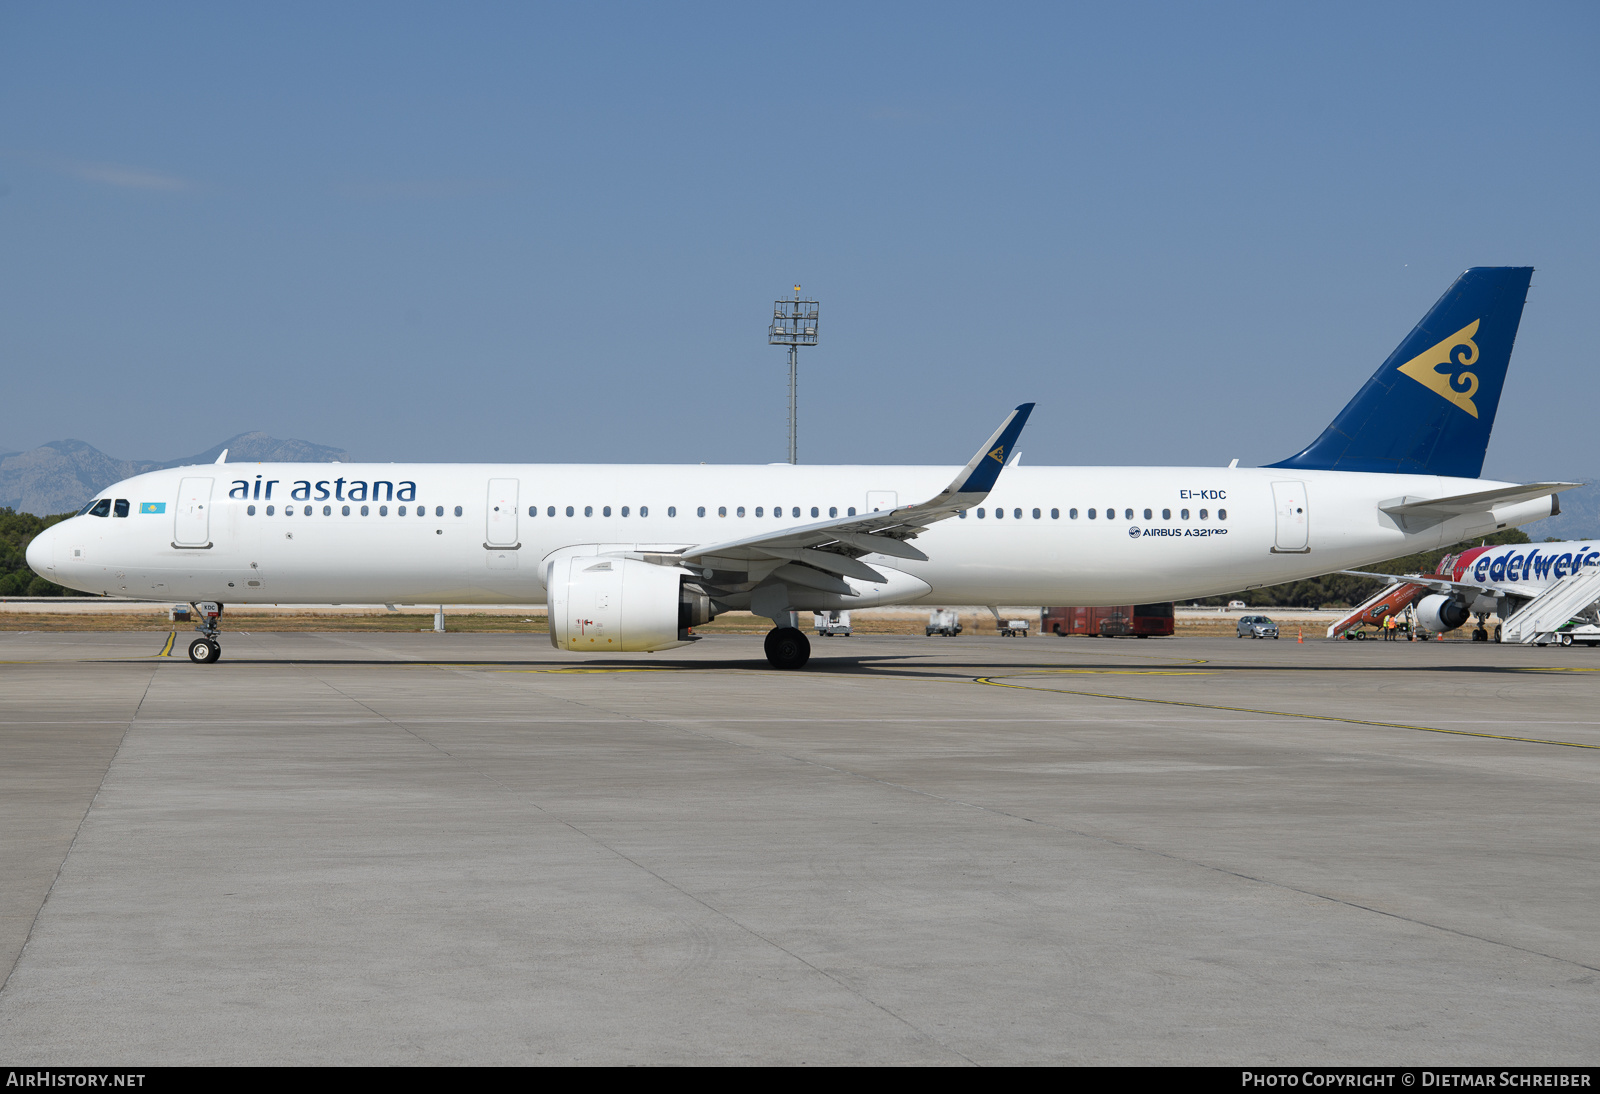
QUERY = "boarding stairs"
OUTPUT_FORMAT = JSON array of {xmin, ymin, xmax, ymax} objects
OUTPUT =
[
  {"xmin": 1499, "ymin": 568, "xmax": 1600, "ymax": 645},
  {"xmin": 1326, "ymin": 581, "xmax": 1424, "ymax": 638}
]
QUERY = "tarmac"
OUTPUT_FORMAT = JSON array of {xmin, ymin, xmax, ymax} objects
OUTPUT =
[{"xmin": 1, "ymin": 628, "xmax": 1597, "ymax": 1065}]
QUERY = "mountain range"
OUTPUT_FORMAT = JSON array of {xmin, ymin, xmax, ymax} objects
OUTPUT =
[{"xmin": 0, "ymin": 433, "xmax": 349, "ymax": 516}]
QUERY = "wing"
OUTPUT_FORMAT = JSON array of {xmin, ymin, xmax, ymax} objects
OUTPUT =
[
  {"xmin": 1339, "ymin": 569, "xmax": 1541, "ymax": 601},
  {"xmin": 680, "ymin": 403, "xmax": 1034, "ymax": 584}
]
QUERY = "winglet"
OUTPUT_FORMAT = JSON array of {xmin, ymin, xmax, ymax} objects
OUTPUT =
[
  {"xmin": 948, "ymin": 403, "xmax": 1034, "ymax": 496},
  {"xmin": 214, "ymin": 449, "xmax": 229, "ymax": 465}
]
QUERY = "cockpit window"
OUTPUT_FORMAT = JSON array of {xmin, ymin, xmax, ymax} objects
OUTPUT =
[
  {"xmin": 78, "ymin": 499, "xmax": 103, "ymax": 516},
  {"xmin": 113, "ymin": 499, "xmax": 130, "ymax": 518},
  {"xmin": 88, "ymin": 499, "xmax": 112, "ymax": 518}
]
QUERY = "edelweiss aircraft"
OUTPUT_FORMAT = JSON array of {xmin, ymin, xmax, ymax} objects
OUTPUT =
[
  {"xmin": 1345, "ymin": 539, "xmax": 1600, "ymax": 642},
  {"xmin": 27, "ymin": 266, "xmax": 1576, "ymax": 668}
]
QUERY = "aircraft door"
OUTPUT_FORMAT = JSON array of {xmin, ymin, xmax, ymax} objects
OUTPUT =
[
  {"xmin": 174, "ymin": 477, "xmax": 214, "ymax": 546},
  {"xmin": 1271, "ymin": 480, "xmax": 1309, "ymax": 552},
  {"xmin": 486, "ymin": 478, "xmax": 519, "ymax": 546}
]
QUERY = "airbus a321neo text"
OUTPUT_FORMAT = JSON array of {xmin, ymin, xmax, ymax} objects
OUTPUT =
[{"xmin": 29, "ymin": 267, "xmax": 1575, "ymax": 668}]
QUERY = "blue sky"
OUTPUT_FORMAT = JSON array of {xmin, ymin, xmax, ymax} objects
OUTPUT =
[{"xmin": 1, "ymin": 2, "xmax": 1596, "ymax": 481}]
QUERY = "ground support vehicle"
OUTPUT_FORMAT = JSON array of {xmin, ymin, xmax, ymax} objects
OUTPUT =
[
  {"xmin": 813, "ymin": 611, "xmax": 852, "ymax": 637},
  {"xmin": 926, "ymin": 609, "xmax": 962, "ymax": 637}
]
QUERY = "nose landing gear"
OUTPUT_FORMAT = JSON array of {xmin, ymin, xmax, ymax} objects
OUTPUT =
[{"xmin": 186, "ymin": 601, "xmax": 224, "ymax": 664}]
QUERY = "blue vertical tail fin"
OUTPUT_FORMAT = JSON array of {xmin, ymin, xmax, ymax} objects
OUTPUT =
[{"xmin": 1268, "ymin": 266, "xmax": 1533, "ymax": 478}]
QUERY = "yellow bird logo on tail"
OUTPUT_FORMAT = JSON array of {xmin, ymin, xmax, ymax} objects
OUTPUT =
[{"xmin": 1397, "ymin": 320, "xmax": 1482, "ymax": 418}]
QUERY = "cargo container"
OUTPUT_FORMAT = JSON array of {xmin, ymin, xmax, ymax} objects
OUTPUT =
[{"xmin": 1043, "ymin": 603, "xmax": 1175, "ymax": 638}]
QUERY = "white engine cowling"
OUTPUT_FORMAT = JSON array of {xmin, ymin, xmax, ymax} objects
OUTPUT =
[
  {"xmin": 1414, "ymin": 593, "xmax": 1471, "ymax": 633},
  {"xmin": 546, "ymin": 556, "xmax": 705, "ymax": 652}
]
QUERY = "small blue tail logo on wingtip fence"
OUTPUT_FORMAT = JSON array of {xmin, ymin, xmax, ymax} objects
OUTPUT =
[{"xmin": 1397, "ymin": 319, "xmax": 1481, "ymax": 418}]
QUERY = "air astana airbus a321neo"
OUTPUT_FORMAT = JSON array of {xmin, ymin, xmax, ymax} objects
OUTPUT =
[{"xmin": 27, "ymin": 267, "xmax": 1578, "ymax": 668}]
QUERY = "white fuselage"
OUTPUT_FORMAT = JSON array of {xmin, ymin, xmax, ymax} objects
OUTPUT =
[{"xmin": 30, "ymin": 462, "xmax": 1553, "ymax": 608}]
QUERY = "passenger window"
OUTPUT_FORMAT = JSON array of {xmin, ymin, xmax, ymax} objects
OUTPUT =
[
  {"xmin": 323, "ymin": 505, "xmax": 332, "ymax": 516},
  {"xmin": 89, "ymin": 499, "xmax": 111, "ymax": 517},
  {"xmin": 829, "ymin": 507, "xmax": 837, "ymax": 517},
  {"xmin": 1218, "ymin": 508, "xmax": 1227, "ymax": 520},
  {"xmin": 342, "ymin": 505, "xmax": 351, "ymax": 516},
  {"xmin": 667, "ymin": 506, "xmax": 676, "ymax": 517},
  {"xmin": 436, "ymin": 506, "xmax": 445, "ymax": 517},
  {"xmin": 958, "ymin": 510, "xmax": 967, "ymax": 519},
  {"xmin": 247, "ymin": 505, "xmax": 256, "ymax": 516},
  {"xmin": 1162, "ymin": 508, "xmax": 1171, "ymax": 520},
  {"xmin": 621, "ymin": 506, "xmax": 630, "ymax": 517},
  {"xmin": 1088, "ymin": 509, "xmax": 1096, "ymax": 519},
  {"xmin": 811, "ymin": 507, "xmax": 819, "ymax": 518},
  {"xmin": 756, "ymin": 507, "xmax": 765, "ymax": 517},
  {"xmin": 1051, "ymin": 508, "xmax": 1059, "ymax": 519},
  {"xmin": 379, "ymin": 506, "xmax": 387, "ymax": 516},
  {"xmin": 566, "ymin": 506, "xmax": 574, "ymax": 517},
  {"xmin": 1181, "ymin": 509, "xmax": 1190, "ymax": 520},
  {"xmin": 697, "ymin": 507, "xmax": 706, "ymax": 517},
  {"xmin": 1106, "ymin": 508, "xmax": 1116, "ymax": 520},
  {"xmin": 528, "ymin": 506, "xmax": 536, "ymax": 517},
  {"xmin": 1069, "ymin": 508, "xmax": 1078, "ymax": 519},
  {"xmin": 306, "ymin": 506, "xmax": 314, "ymax": 516},
  {"xmin": 584, "ymin": 506, "xmax": 593, "ymax": 517},
  {"xmin": 1125, "ymin": 509, "xmax": 1133, "ymax": 520},
  {"xmin": 792, "ymin": 507, "xmax": 800, "ymax": 518},
  {"xmin": 454, "ymin": 506, "xmax": 463, "ymax": 517},
  {"xmin": 736, "ymin": 506, "xmax": 744, "ymax": 517},
  {"xmin": 848, "ymin": 507, "xmax": 856, "ymax": 516},
  {"xmin": 1200, "ymin": 509, "xmax": 1208, "ymax": 520},
  {"xmin": 113, "ymin": 499, "xmax": 130, "ymax": 518},
  {"xmin": 640, "ymin": 506, "xmax": 649, "ymax": 517},
  {"xmin": 1014, "ymin": 508, "xmax": 1022, "ymax": 520},
  {"xmin": 718, "ymin": 506, "xmax": 727, "ymax": 517},
  {"xmin": 361, "ymin": 505, "xmax": 369, "ymax": 516},
  {"xmin": 1143, "ymin": 509, "xmax": 1152, "ymax": 520},
  {"xmin": 398, "ymin": 505, "xmax": 406, "ymax": 516},
  {"xmin": 977, "ymin": 508, "xmax": 986, "ymax": 518},
  {"xmin": 266, "ymin": 505, "xmax": 275, "ymax": 516},
  {"xmin": 603, "ymin": 506, "xmax": 612, "ymax": 517},
  {"xmin": 1033, "ymin": 508, "xmax": 1041, "ymax": 519},
  {"xmin": 995, "ymin": 508, "xmax": 1003, "ymax": 519},
  {"xmin": 547, "ymin": 506, "xmax": 556, "ymax": 517}
]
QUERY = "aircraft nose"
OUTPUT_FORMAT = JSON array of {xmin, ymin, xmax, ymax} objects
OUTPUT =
[{"xmin": 25, "ymin": 523, "xmax": 57, "ymax": 576}]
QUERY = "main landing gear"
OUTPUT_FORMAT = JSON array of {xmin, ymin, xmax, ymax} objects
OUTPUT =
[
  {"xmin": 186, "ymin": 601, "xmax": 224, "ymax": 665},
  {"xmin": 764, "ymin": 626, "xmax": 811, "ymax": 670}
]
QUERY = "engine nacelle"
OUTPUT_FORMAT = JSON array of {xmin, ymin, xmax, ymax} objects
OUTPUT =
[
  {"xmin": 1414, "ymin": 593, "xmax": 1471, "ymax": 633},
  {"xmin": 546, "ymin": 556, "xmax": 710, "ymax": 652}
]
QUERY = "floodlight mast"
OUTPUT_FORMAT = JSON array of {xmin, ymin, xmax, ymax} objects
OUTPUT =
[{"xmin": 767, "ymin": 285, "xmax": 819, "ymax": 464}]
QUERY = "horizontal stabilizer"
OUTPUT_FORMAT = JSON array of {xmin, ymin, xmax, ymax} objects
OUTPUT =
[{"xmin": 1379, "ymin": 482, "xmax": 1579, "ymax": 520}]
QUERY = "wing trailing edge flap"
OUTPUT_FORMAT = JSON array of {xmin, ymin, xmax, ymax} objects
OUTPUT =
[{"xmin": 679, "ymin": 403, "xmax": 1035, "ymax": 582}]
